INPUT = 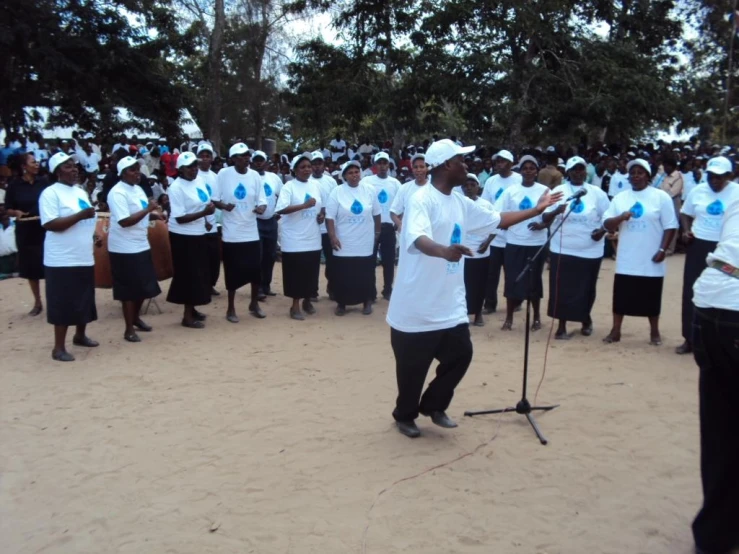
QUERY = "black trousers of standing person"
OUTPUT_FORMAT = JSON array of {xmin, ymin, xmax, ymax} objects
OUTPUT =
[
  {"xmin": 484, "ymin": 245, "xmax": 505, "ymax": 312},
  {"xmin": 317, "ymin": 232, "xmax": 334, "ymax": 298},
  {"xmin": 373, "ymin": 222, "xmax": 396, "ymax": 299},
  {"xmin": 258, "ymin": 217, "xmax": 278, "ymax": 294},
  {"xmin": 681, "ymin": 239, "xmax": 718, "ymax": 342},
  {"xmin": 391, "ymin": 323, "xmax": 473, "ymax": 422},
  {"xmin": 205, "ymin": 231, "xmax": 221, "ymax": 289},
  {"xmin": 692, "ymin": 307, "xmax": 739, "ymax": 554}
]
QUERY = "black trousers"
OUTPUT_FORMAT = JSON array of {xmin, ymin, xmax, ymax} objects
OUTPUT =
[
  {"xmin": 373, "ymin": 223, "xmax": 396, "ymax": 297},
  {"xmin": 317, "ymin": 233, "xmax": 334, "ymax": 297},
  {"xmin": 205, "ymin": 232, "xmax": 221, "ymax": 288},
  {"xmin": 391, "ymin": 323, "xmax": 473, "ymax": 422},
  {"xmin": 692, "ymin": 307, "xmax": 739, "ymax": 554},
  {"xmin": 258, "ymin": 217, "xmax": 278, "ymax": 293},
  {"xmin": 681, "ymin": 239, "xmax": 718, "ymax": 342},
  {"xmin": 484, "ymin": 245, "xmax": 505, "ymax": 311}
]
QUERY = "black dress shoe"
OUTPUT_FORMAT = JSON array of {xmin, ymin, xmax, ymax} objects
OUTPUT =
[
  {"xmin": 193, "ymin": 309, "xmax": 207, "ymax": 321},
  {"xmin": 396, "ymin": 420, "xmax": 421, "ymax": 438},
  {"xmin": 676, "ymin": 341, "xmax": 693, "ymax": 355},
  {"xmin": 428, "ymin": 411, "xmax": 458, "ymax": 428},
  {"xmin": 134, "ymin": 319, "xmax": 152, "ymax": 332}
]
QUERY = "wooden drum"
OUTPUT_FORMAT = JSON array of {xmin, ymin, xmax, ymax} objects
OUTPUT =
[
  {"xmin": 148, "ymin": 219, "xmax": 173, "ymax": 281},
  {"xmin": 93, "ymin": 213, "xmax": 113, "ymax": 288}
]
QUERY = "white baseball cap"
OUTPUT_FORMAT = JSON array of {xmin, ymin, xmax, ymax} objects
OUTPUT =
[
  {"xmin": 374, "ymin": 151, "xmax": 390, "ymax": 163},
  {"xmin": 706, "ymin": 156, "xmax": 733, "ymax": 175},
  {"xmin": 49, "ymin": 152, "xmax": 72, "ymax": 174},
  {"xmin": 546, "ymin": 146, "xmax": 556, "ymax": 153},
  {"xmin": 176, "ymin": 151, "xmax": 198, "ymax": 169},
  {"xmin": 425, "ymin": 139, "xmax": 475, "ymax": 169},
  {"xmin": 197, "ymin": 142, "xmax": 214, "ymax": 155},
  {"xmin": 410, "ymin": 153, "xmax": 426, "ymax": 164},
  {"xmin": 565, "ymin": 156, "xmax": 587, "ymax": 172},
  {"xmin": 290, "ymin": 153, "xmax": 311, "ymax": 171},
  {"xmin": 117, "ymin": 156, "xmax": 139, "ymax": 175},
  {"xmin": 229, "ymin": 142, "xmax": 250, "ymax": 157},
  {"xmin": 627, "ymin": 158, "xmax": 652, "ymax": 176},
  {"xmin": 252, "ymin": 150, "xmax": 267, "ymax": 160},
  {"xmin": 341, "ymin": 160, "xmax": 361, "ymax": 176},
  {"xmin": 494, "ymin": 150, "xmax": 514, "ymax": 163},
  {"xmin": 310, "ymin": 150, "xmax": 325, "ymax": 161},
  {"xmin": 466, "ymin": 173, "xmax": 479, "ymax": 184},
  {"xmin": 518, "ymin": 155, "xmax": 539, "ymax": 168}
]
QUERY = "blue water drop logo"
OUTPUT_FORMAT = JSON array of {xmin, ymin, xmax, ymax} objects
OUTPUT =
[
  {"xmin": 350, "ymin": 199, "xmax": 364, "ymax": 214},
  {"xmin": 234, "ymin": 183, "xmax": 247, "ymax": 200},
  {"xmin": 197, "ymin": 188, "xmax": 208, "ymax": 202},
  {"xmin": 378, "ymin": 189, "xmax": 388, "ymax": 204},
  {"xmin": 706, "ymin": 199, "xmax": 725, "ymax": 216},
  {"xmin": 629, "ymin": 201, "xmax": 644, "ymax": 219},
  {"xmin": 140, "ymin": 199, "xmax": 148, "ymax": 209},
  {"xmin": 519, "ymin": 196, "xmax": 533, "ymax": 210},
  {"xmin": 494, "ymin": 188, "xmax": 504, "ymax": 200},
  {"xmin": 78, "ymin": 198, "xmax": 91, "ymax": 209},
  {"xmin": 571, "ymin": 199, "xmax": 585, "ymax": 213},
  {"xmin": 450, "ymin": 223, "xmax": 462, "ymax": 245},
  {"xmin": 205, "ymin": 183, "xmax": 212, "ymax": 197},
  {"xmin": 304, "ymin": 193, "xmax": 312, "ymax": 202},
  {"xmin": 264, "ymin": 183, "xmax": 273, "ymax": 197}
]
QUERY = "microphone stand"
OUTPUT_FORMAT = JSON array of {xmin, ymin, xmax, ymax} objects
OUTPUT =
[{"xmin": 464, "ymin": 196, "xmax": 583, "ymax": 445}]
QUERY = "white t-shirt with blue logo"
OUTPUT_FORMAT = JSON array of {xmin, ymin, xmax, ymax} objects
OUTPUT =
[
  {"xmin": 274, "ymin": 178, "xmax": 323, "ymax": 253},
  {"xmin": 325, "ymin": 183, "xmax": 382, "ymax": 257},
  {"xmin": 546, "ymin": 182, "xmax": 611, "ymax": 259},
  {"xmin": 387, "ymin": 183, "xmax": 502, "ymax": 333},
  {"xmin": 257, "ymin": 171, "xmax": 284, "ymax": 220},
  {"xmin": 390, "ymin": 180, "xmax": 426, "ymax": 217},
  {"xmin": 39, "ymin": 183, "xmax": 97, "ymax": 267},
  {"xmin": 214, "ymin": 166, "xmax": 267, "ymax": 243},
  {"xmin": 360, "ymin": 174, "xmax": 401, "ymax": 225},
  {"xmin": 494, "ymin": 182, "xmax": 548, "ymax": 246},
  {"xmin": 481, "ymin": 172, "xmax": 521, "ymax": 248},
  {"xmin": 167, "ymin": 176, "xmax": 210, "ymax": 237},
  {"xmin": 198, "ymin": 169, "xmax": 219, "ymax": 233},
  {"xmin": 107, "ymin": 181, "xmax": 150, "ymax": 254},
  {"xmin": 462, "ymin": 197, "xmax": 495, "ymax": 259},
  {"xmin": 603, "ymin": 187, "xmax": 678, "ymax": 277},
  {"xmin": 608, "ymin": 171, "xmax": 630, "ymax": 198},
  {"xmin": 310, "ymin": 174, "xmax": 338, "ymax": 234},
  {"xmin": 681, "ymin": 182, "xmax": 739, "ymax": 242}
]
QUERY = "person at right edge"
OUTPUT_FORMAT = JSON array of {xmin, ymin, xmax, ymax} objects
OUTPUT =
[
  {"xmin": 386, "ymin": 139, "xmax": 562, "ymax": 438},
  {"xmin": 691, "ymin": 197, "xmax": 739, "ymax": 554}
]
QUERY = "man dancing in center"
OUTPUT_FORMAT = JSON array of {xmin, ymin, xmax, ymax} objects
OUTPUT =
[{"xmin": 386, "ymin": 140, "xmax": 562, "ymax": 438}]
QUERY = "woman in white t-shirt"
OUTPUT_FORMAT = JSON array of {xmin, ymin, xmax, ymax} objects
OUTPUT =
[
  {"xmin": 390, "ymin": 153, "xmax": 428, "ymax": 232},
  {"xmin": 542, "ymin": 156, "xmax": 611, "ymax": 339},
  {"xmin": 461, "ymin": 174, "xmax": 494, "ymax": 327},
  {"xmin": 602, "ymin": 159, "xmax": 678, "ymax": 345},
  {"xmin": 39, "ymin": 153, "xmax": 99, "ymax": 362},
  {"xmin": 108, "ymin": 157, "xmax": 165, "ymax": 342},
  {"xmin": 676, "ymin": 156, "xmax": 739, "ymax": 354},
  {"xmin": 495, "ymin": 156, "xmax": 550, "ymax": 331},
  {"xmin": 166, "ymin": 152, "xmax": 216, "ymax": 328},
  {"xmin": 275, "ymin": 153, "xmax": 324, "ymax": 320},
  {"xmin": 326, "ymin": 161, "xmax": 381, "ymax": 316}
]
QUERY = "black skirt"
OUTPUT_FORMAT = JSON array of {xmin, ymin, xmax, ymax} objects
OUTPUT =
[
  {"xmin": 282, "ymin": 250, "xmax": 320, "ymax": 299},
  {"xmin": 504, "ymin": 243, "xmax": 545, "ymax": 301},
  {"xmin": 613, "ymin": 274, "xmax": 664, "ymax": 317},
  {"xmin": 332, "ymin": 255, "xmax": 375, "ymax": 306},
  {"xmin": 465, "ymin": 256, "xmax": 490, "ymax": 315},
  {"xmin": 222, "ymin": 240, "xmax": 262, "ymax": 291},
  {"xmin": 15, "ymin": 219, "xmax": 45, "ymax": 280},
  {"xmin": 109, "ymin": 250, "xmax": 161, "ymax": 301},
  {"xmin": 206, "ymin": 231, "xmax": 221, "ymax": 288},
  {"xmin": 45, "ymin": 265, "xmax": 97, "ymax": 326},
  {"xmin": 681, "ymin": 238, "xmax": 717, "ymax": 340},
  {"xmin": 547, "ymin": 253, "xmax": 602, "ymax": 322},
  {"xmin": 166, "ymin": 233, "xmax": 211, "ymax": 306}
]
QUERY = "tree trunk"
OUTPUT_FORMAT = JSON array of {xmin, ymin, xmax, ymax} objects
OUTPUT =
[{"xmin": 207, "ymin": 0, "xmax": 225, "ymax": 152}]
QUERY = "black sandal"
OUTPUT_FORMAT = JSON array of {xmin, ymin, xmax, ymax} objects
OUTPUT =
[
  {"xmin": 181, "ymin": 319, "xmax": 205, "ymax": 329},
  {"xmin": 134, "ymin": 319, "xmax": 152, "ymax": 332},
  {"xmin": 124, "ymin": 332, "xmax": 141, "ymax": 343},
  {"xmin": 72, "ymin": 336, "xmax": 99, "ymax": 348},
  {"xmin": 29, "ymin": 305, "xmax": 43, "ymax": 317},
  {"xmin": 52, "ymin": 350, "xmax": 75, "ymax": 362}
]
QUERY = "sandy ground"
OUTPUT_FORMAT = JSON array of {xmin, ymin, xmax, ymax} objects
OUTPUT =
[{"xmin": 0, "ymin": 256, "xmax": 700, "ymax": 554}]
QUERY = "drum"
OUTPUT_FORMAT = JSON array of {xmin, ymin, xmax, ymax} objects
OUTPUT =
[
  {"xmin": 94, "ymin": 213, "xmax": 113, "ymax": 288},
  {"xmin": 148, "ymin": 219, "xmax": 173, "ymax": 281}
]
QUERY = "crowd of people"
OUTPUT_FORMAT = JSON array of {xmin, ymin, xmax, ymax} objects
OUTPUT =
[{"xmin": 1, "ymin": 130, "xmax": 738, "ymax": 554}]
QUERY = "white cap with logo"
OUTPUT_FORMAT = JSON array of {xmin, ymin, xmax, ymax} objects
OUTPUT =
[
  {"xmin": 49, "ymin": 152, "xmax": 72, "ymax": 174},
  {"xmin": 117, "ymin": 156, "xmax": 139, "ymax": 175},
  {"xmin": 424, "ymin": 139, "xmax": 475, "ymax": 169},
  {"xmin": 229, "ymin": 142, "xmax": 250, "ymax": 158},
  {"xmin": 706, "ymin": 156, "xmax": 733, "ymax": 175},
  {"xmin": 176, "ymin": 151, "xmax": 198, "ymax": 169}
]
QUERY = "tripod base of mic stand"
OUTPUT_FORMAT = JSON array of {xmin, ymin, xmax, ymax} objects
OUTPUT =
[{"xmin": 464, "ymin": 399, "xmax": 559, "ymax": 445}]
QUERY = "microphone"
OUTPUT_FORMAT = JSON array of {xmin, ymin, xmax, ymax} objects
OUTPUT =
[{"xmin": 566, "ymin": 188, "xmax": 588, "ymax": 202}]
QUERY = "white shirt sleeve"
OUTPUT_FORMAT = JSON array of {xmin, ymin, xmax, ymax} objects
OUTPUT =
[
  {"xmin": 275, "ymin": 183, "xmax": 292, "ymax": 212},
  {"xmin": 39, "ymin": 189, "xmax": 58, "ymax": 226},
  {"xmin": 602, "ymin": 198, "xmax": 619, "ymax": 222},
  {"xmin": 390, "ymin": 187, "xmax": 405, "ymax": 215},
  {"xmin": 169, "ymin": 185, "xmax": 187, "ymax": 219},
  {"xmin": 256, "ymin": 175, "xmax": 268, "ymax": 207},
  {"xmin": 681, "ymin": 187, "xmax": 697, "ymax": 217},
  {"xmin": 212, "ymin": 172, "xmax": 224, "ymax": 202},
  {"xmin": 597, "ymin": 188, "xmax": 611, "ymax": 218},
  {"xmin": 326, "ymin": 187, "xmax": 339, "ymax": 220},
  {"xmin": 405, "ymin": 195, "xmax": 434, "ymax": 254},
  {"xmin": 109, "ymin": 188, "xmax": 132, "ymax": 225},
  {"xmin": 465, "ymin": 196, "xmax": 502, "ymax": 235},
  {"xmin": 372, "ymin": 190, "xmax": 382, "ymax": 216},
  {"xmin": 660, "ymin": 191, "xmax": 679, "ymax": 229}
]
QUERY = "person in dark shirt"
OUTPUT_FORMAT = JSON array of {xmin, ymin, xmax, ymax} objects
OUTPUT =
[{"xmin": 5, "ymin": 153, "xmax": 49, "ymax": 315}]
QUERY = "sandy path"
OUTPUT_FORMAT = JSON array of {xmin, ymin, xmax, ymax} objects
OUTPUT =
[{"xmin": 0, "ymin": 256, "xmax": 699, "ymax": 554}]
